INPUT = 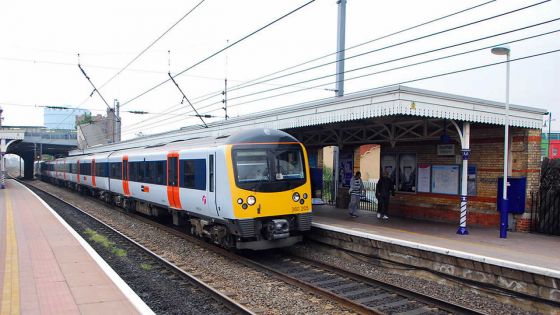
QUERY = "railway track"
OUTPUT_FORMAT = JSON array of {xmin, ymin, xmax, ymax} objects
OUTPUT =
[
  {"xmin": 246, "ymin": 251, "xmax": 480, "ymax": 315},
  {"xmin": 25, "ymin": 179, "xmax": 485, "ymax": 315},
  {"xmin": 23, "ymin": 181, "xmax": 253, "ymax": 315}
]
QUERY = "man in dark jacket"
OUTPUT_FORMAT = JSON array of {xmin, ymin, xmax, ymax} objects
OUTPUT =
[{"xmin": 375, "ymin": 171, "xmax": 395, "ymax": 219}]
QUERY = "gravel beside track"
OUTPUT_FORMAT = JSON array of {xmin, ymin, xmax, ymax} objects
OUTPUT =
[
  {"xmin": 29, "ymin": 180, "xmax": 354, "ymax": 315},
  {"xmin": 287, "ymin": 242, "xmax": 544, "ymax": 315}
]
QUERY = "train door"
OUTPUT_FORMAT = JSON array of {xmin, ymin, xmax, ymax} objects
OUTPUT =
[
  {"xmin": 77, "ymin": 160, "xmax": 80, "ymax": 184},
  {"xmin": 122, "ymin": 156, "xmax": 130, "ymax": 196},
  {"xmin": 167, "ymin": 153, "xmax": 182, "ymax": 209},
  {"xmin": 92, "ymin": 159, "xmax": 96, "ymax": 187},
  {"xmin": 208, "ymin": 153, "xmax": 218, "ymax": 216}
]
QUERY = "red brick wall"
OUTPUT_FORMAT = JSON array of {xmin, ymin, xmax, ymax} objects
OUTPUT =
[{"xmin": 380, "ymin": 124, "xmax": 541, "ymax": 230}]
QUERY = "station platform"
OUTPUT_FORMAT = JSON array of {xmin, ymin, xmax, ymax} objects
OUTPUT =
[
  {"xmin": 310, "ymin": 204, "xmax": 560, "ymax": 304},
  {"xmin": 0, "ymin": 179, "xmax": 152, "ymax": 314}
]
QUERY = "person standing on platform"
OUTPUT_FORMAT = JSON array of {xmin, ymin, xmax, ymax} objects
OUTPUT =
[
  {"xmin": 348, "ymin": 171, "xmax": 364, "ymax": 218},
  {"xmin": 376, "ymin": 170, "xmax": 395, "ymax": 219}
]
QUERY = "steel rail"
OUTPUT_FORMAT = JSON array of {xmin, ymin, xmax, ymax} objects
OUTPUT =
[{"xmin": 19, "ymin": 179, "xmax": 254, "ymax": 315}]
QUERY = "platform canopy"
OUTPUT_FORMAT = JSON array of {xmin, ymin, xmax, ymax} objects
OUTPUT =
[{"xmin": 73, "ymin": 85, "xmax": 548, "ymax": 155}]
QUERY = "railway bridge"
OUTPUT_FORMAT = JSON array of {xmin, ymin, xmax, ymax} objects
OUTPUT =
[{"xmin": 0, "ymin": 126, "xmax": 77, "ymax": 182}]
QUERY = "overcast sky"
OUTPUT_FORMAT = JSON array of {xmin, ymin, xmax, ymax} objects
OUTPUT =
[{"xmin": 1, "ymin": 0, "xmax": 559, "ymax": 139}]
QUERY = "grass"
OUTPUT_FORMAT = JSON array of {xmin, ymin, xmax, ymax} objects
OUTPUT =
[
  {"xmin": 84, "ymin": 228, "xmax": 127, "ymax": 257},
  {"xmin": 140, "ymin": 263, "xmax": 152, "ymax": 270}
]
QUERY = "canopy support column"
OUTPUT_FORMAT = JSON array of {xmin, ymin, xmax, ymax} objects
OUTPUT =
[{"xmin": 451, "ymin": 121, "xmax": 470, "ymax": 235}]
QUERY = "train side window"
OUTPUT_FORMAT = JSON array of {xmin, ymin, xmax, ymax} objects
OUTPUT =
[
  {"xmin": 111, "ymin": 162, "xmax": 122, "ymax": 180},
  {"xmin": 145, "ymin": 161, "xmax": 155, "ymax": 184},
  {"xmin": 155, "ymin": 161, "xmax": 165, "ymax": 185},
  {"xmin": 209, "ymin": 155, "xmax": 214, "ymax": 192},
  {"xmin": 180, "ymin": 159, "xmax": 206, "ymax": 190}
]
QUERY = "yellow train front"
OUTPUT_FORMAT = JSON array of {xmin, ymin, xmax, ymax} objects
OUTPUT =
[{"xmin": 213, "ymin": 128, "xmax": 313, "ymax": 250}]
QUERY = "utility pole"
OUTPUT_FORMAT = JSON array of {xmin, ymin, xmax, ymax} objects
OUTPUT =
[
  {"xmin": 335, "ymin": 0, "xmax": 347, "ymax": 97},
  {"xmin": 0, "ymin": 106, "xmax": 5, "ymax": 189},
  {"xmin": 223, "ymin": 79, "xmax": 229, "ymax": 120},
  {"xmin": 113, "ymin": 99, "xmax": 121, "ymax": 143}
]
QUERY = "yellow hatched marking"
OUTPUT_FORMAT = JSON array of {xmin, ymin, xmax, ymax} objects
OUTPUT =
[{"xmin": 1, "ymin": 190, "xmax": 20, "ymax": 315}]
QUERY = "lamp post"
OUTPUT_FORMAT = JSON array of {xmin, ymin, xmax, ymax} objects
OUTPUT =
[{"xmin": 491, "ymin": 46, "xmax": 510, "ymax": 239}]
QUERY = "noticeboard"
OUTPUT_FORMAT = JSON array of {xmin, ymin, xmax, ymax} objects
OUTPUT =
[{"xmin": 431, "ymin": 164, "xmax": 460, "ymax": 195}]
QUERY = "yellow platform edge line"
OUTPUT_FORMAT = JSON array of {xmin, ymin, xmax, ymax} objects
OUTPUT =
[{"xmin": 1, "ymin": 190, "xmax": 20, "ymax": 315}]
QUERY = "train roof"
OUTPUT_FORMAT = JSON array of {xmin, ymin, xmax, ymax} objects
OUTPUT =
[{"xmin": 52, "ymin": 128, "xmax": 299, "ymax": 161}]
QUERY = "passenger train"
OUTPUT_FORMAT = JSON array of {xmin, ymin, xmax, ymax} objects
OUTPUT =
[{"xmin": 40, "ymin": 128, "xmax": 312, "ymax": 250}]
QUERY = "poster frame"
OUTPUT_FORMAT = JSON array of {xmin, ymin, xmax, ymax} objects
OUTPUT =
[
  {"xmin": 397, "ymin": 153, "xmax": 417, "ymax": 193},
  {"xmin": 430, "ymin": 164, "xmax": 461, "ymax": 195}
]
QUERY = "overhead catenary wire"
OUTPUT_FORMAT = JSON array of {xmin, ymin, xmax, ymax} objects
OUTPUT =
[
  {"xmin": 217, "ymin": 19, "xmax": 560, "ymax": 105},
  {"xmin": 120, "ymin": 0, "xmax": 316, "ymax": 108},
  {"xmin": 119, "ymin": 47, "xmax": 560, "ymax": 140},
  {"xmin": 220, "ymin": 47, "xmax": 560, "ymax": 111},
  {"xmin": 97, "ymin": 0, "xmax": 206, "ymax": 92},
  {"xmin": 117, "ymin": 47, "xmax": 559, "ymax": 142},
  {"xmin": 163, "ymin": 0, "xmax": 549, "ymax": 117},
  {"xmin": 121, "ymin": 1, "xmax": 517, "ymax": 132},
  {"xmin": 119, "ymin": 38, "xmax": 560, "ymax": 138},
  {"xmin": 187, "ymin": 0, "xmax": 498, "ymax": 106},
  {"xmin": 216, "ymin": 0, "xmax": 552, "ymax": 97},
  {"xmin": 121, "ymin": 19, "xmax": 560, "ymax": 134}
]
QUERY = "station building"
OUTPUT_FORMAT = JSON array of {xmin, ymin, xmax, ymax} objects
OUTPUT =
[{"xmin": 284, "ymin": 86, "xmax": 545, "ymax": 233}]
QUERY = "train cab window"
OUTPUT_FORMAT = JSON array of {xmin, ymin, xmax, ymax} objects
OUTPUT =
[
  {"xmin": 179, "ymin": 159, "xmax": 206, "ymax": 190},
  {"xmin": 233, "ymin": 145, "xmax": 306, "ymax": 192},
  {"xmin": 274, "ymin": 150, "xmax": 304, "ymax": 180},
  {"xmin": 235, "ymin": 150, "xmax": 269, "ymax": 182}
]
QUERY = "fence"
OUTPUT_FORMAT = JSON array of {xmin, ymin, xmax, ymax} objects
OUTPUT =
[
  {"xmin": 530, "ymin": 158, "xmax": 560, "ymax": 236},
  {"xmin": 322, "ymin": 177, "xmax": 378, "ymax": 212}
]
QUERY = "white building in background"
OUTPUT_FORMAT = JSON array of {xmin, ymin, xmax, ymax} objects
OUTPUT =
[
  {"xmin": 44, "ymin": 107, "xmax": 90, "ymax": 130},
  {"xmin": 76, "ymin": 109, "xmax": 120, "ymax": 149}
]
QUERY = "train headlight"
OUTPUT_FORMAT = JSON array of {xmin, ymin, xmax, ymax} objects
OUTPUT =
[
  {"xmin": 247, "ymin": 196, "xmax": 256, "ymax": 206},
  {"xmin": 292, "ymin": 192, "xmax": 300, "ymax": 202},
  {"xmin": 303, "ymin": 193, "xmax": 308, "ymax": 199},
  {"xmin": 237, "ymin": 198, "xmax": 243, "ymax": 204}
]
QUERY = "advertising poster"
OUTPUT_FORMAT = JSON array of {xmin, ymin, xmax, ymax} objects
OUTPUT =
[
  {"xmin": 431, "ymin": 165, "xmax": 460, "ymax": 195},
  {"xmin": 380, "ymin": 154, "xmax": 397, "ymax": 188},
  {"xmin": 339, "ymin": 152, "xmax": 353, "ymax": 187},
  {"xmin": 398, "ymin": 153, "xmax": 416, "ymax": 192},
  {"xmin": 417, "ymin": 164, "xmax": 431, "ymax": 193}
]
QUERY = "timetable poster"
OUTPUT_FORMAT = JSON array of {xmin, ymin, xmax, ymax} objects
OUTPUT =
[
  {"xmin": 431, "ymin": 165, "xmax": 460, "ymax": 195},
  {"xmin": 417, "ymin": 164, "xmax": 431, "ymax": 193}
]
